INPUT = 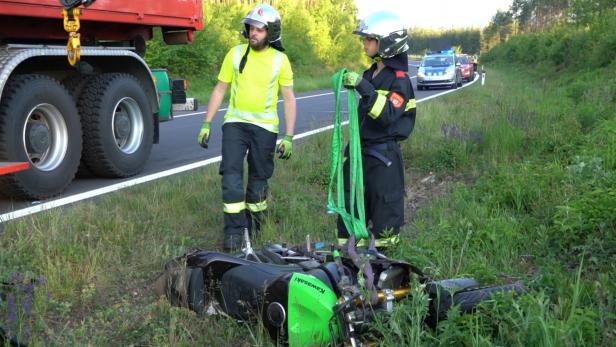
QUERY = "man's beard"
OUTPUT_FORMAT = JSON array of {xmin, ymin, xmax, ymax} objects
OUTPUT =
[{"xmin": 249, "ymin": 37, "xmax": 268, "ymax": 51}]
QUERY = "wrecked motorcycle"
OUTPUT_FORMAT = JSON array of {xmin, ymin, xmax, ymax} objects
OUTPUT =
[
  {"xmin": 154, "ymin": 70, "xmax": 525, "ymax": 346},
  {"xmin": 154, "ymin": 233, "xmax": 524, "ymax": 347}
]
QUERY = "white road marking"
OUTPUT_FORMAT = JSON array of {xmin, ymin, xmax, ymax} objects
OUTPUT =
[
  {"xmin": 416, "ymin": 72, "xmax": 478, "ymax": 102},
  {"xmin": 1, "ymin": 157, "xmax": 222, "ymax": 222},
  {"xmin": 173, "ymin": 76, "xmax": 420, "ymax": 119},
  {"xmin": 173, "ymin": 91, "xmax": 346, "ymax": 119},
  {"xmin": 0, "ymin": 74, "xmax": 478, "ymax": 223}
]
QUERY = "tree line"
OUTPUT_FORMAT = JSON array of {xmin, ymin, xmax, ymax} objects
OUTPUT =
[
  {"xmin": 481, "ymin": 2, "xmax": 615, "ymax": 71},
  {"xmin": 408, "ymin": 28, "xmax": 481, "ymax": 55},
  {"xmin": 405, "ymin": 0, "xmax": 615, "ymax": 56},
  {"xmin": 483, "ymin": 0, "xmax": 616, "ymax": 51},
  {"xmin": 145, "ymin": 0, "xmax": 615, "ymax": 80},
  {"xmin": 145, "ymin": 0, "xmax": 364, "ymax": 83}
]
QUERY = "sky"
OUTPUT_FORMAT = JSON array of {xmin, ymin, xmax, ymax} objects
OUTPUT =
[{"xmin": 354, "ymin": 0, "xmax": 513, "ymax": 29}]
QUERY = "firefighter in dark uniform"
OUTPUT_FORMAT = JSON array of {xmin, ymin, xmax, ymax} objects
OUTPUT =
[
  {"xmin": 338, "ymin": 11, "xmax": 416, "ymax": 248},
  {"xmin": 197, "ymin": 4, "xmax": 296, "ymax": 251}
]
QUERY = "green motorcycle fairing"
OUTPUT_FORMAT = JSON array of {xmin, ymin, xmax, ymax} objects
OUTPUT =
[
  {"xmin": 263, "ymin": 271, "xmax": 340, "ymax": 346},
  {"xmin": 287, "ymin": 273, "xmax": 339, "ymax": 346}
]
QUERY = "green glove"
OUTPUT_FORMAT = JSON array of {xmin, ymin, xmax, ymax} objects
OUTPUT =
[
  {"xmin": 342, "ymin": 71, "xmax": 362, "ymax": 89},
  {"xmin": 197, "ymin": 121, "xmax": 211, "ymax": 148},
  {"xmin": 276, "ymin": 135, "xmax": 293, "ymax": 160}
]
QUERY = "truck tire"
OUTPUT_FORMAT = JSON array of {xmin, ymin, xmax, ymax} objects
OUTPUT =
[
  {"xmin": 78, "ymin": 73, "xmax": 153, "ymax": 177},
  {"xmin": 63, "ymin": 75, "xmax": 96, "ymax": 178},
  {"xmin": 0, "ymin": 74, "xmax": 82, "ymax": 199},
  {"xmin": 62, "ymin": 75, "xmax": 94, "ymax": 100}
]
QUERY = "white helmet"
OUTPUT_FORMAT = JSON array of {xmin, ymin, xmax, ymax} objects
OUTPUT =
[
  {"xmin": 354, "ymin": 11, "xmax": 409, "ymax": 58},
  {"xmin": 241, "ymin": 4, "xmax": 284, "ymax": 51}
]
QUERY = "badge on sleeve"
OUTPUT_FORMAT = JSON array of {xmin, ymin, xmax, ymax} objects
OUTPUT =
[{"xmin": 389, "ymin": 92, "xmax": 404, "ymax": 108}]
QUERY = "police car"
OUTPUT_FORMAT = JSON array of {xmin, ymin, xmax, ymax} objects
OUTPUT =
[{"xmin": 416, "ymin": 50, "xmax": 463, "ymax": 90}]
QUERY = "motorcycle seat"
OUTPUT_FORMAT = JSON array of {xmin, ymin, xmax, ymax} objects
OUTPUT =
[{"xmin": 218, "ymin": 261, "xmax": 340, "ymax": 320}]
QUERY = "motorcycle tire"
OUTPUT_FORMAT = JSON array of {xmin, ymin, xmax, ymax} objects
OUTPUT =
[{"xmin": 426, "ymin": 282, "xmax": 525, "ymax": 328}]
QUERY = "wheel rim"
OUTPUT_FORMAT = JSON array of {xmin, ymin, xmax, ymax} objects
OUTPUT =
[
  {"xmin": 112, "ymin": 97, "xmax": 143, "ymax": 154},
  {"xmin": 22, "ymin": 103, "xmax": 68, "ymax": 171}
]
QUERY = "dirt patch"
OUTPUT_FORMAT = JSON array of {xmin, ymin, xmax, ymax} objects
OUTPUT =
[{"xmin": 405, "ymin": 170, "xmax": 457, "ymax": 222}]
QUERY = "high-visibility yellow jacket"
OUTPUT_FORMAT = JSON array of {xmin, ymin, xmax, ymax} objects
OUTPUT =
[{"xmin": 217, "ymin": 44, "xmax": 294, "ymax": 133}]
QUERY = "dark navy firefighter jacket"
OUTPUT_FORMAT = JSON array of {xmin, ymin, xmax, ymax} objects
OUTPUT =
[{"xmin": 354, "ymin": 53, "xmax": 416, "ymax": 146}]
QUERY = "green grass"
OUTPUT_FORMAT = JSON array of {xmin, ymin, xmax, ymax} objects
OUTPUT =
[{"xmin": 1, "ymin": 62, "xmax": 615, "ymax": 346}]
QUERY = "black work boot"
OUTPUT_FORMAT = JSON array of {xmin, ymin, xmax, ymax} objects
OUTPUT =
[{"xmin": 223, "ymin": 234, "xmax": 242, "ymax": 252}]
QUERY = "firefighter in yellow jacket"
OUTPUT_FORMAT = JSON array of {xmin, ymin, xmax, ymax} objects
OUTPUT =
[{"xmin": 197, "ymin": 4, "xmax": 296, "ymax": 250}]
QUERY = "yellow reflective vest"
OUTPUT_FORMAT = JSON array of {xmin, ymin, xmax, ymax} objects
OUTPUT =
[{"xmin": 217, "ymin": 44, "xmax": 294, "ymax": 133}]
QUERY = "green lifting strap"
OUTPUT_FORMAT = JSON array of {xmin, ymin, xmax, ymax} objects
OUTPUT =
[{"xmin": 327, "ymin": 69, "xmax": 368, "ymax": 240}]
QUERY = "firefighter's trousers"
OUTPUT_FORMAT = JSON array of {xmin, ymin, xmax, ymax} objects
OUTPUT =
[
  {"xmin": 220, "ymin": 123, "xmax": 276, "ymax": 237},
  {"xmin": 338, "ymin": 141, "xmax": 405, "ymax": 239}
]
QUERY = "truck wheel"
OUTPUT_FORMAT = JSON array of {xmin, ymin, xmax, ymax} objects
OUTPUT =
[
  {"xmin": 63, "ymin": 75, "xmax": 97, "ymax": 178},
  {"xmin": 0, "ymin": 75, "xmax": 82, "ymax": 199},
  {"xmin": 62, "ymin": 75, "xmax": 94, "ymax": 100},
  {"xmin": 78, "ymin": 73, "xmax": 153, "ymax": 177}
]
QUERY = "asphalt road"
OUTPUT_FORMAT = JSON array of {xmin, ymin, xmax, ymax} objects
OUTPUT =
[{"xmin": 0, "ymin": 62, "xmax": 478, "ymax": 221}]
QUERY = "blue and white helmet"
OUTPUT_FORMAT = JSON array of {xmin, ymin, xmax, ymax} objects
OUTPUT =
[{"xmin": 354, "ymin": 11, "xmax": 409, "ymax": 58}]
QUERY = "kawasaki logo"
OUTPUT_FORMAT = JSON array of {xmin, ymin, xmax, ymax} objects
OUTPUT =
[{"xmin": 294, "ymin": 276, "xmax": 325, "ymax": 294}]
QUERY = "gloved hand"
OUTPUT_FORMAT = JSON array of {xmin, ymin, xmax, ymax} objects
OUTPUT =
[
  {"xmin": 197, "ymin": 120, "xmax": 211, "ymax": 148},
  {"xmin": 276, "ymin": 135, "xmax": 293, "ymax": 159},
  {"xmin": 342, "ymin": 71, "xmax": 362, "ymax": 89}
]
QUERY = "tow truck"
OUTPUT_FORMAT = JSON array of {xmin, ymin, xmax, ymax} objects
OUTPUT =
[{"xmin": 0, "ymin": 0, "xmax": 203, "ymax": 199}]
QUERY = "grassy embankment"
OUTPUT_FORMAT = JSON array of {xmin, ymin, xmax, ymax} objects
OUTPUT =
[{"xmin": 1, "ymin": 58, "xmax": 614, "ymax": 345}]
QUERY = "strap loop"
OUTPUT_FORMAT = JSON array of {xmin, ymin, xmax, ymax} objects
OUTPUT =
[{"xmin": 327, "ymin": 69, "xmax": 368, "ymax": 240}]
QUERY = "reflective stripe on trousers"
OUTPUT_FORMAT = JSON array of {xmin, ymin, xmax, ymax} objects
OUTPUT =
[
  {"xmin": 337, "ymin": 234, "xmax": 400, "ymax": 248},
  {"xmin": 247, "ymin": 200, "xmax": 267, "ymax": 212},
  {"xmin": 224, "ymin": 201, "xmax": 246, "ymax": 213}
]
